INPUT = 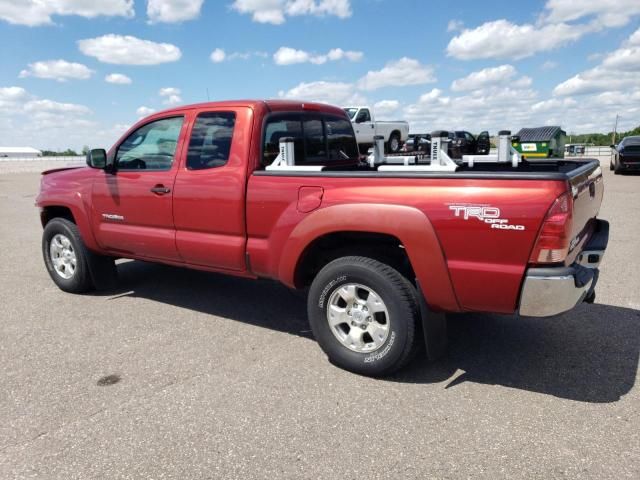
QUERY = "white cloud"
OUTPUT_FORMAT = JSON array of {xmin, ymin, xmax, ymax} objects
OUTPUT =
[
  {"xmin": 357, "ymin": 57, "xmax": 435, "ymax": 91},
  {"xmin": 0, "ymin": 86, "xmax": 29, "ymax": 110},
  {"xmin": 373, "ymin": 100, "xmax": 400, "ymax": 118},
  {"xmin": 447, "ymin": 20, "xmax": 588, "ymax": 60},
  {"xmin": 105, "ymin": 73, "xmax": 132, "ymax": 84},
  {"xmin": 0, "ymin": 86, "xmax": 133, "ymax": 150},
  {"xmin": 541, "ymin": 60, "xmax": 558, "ymax": 70},
  {"xmin": 136, "ymin": 106, "xmax": 156, "ymax": 117},
  {"xmin": 554, "ymin": 27, "xmax": 640, "ymax": 96},
  {"xmin": 447, "ymin": 0, "xmax": 640, "ymax": 61},
  {"xmin": 78, "ymin": 34, "xmax": 181, "ymax": 65},
  {"xmin": 163, "ymin": 95, "xmax": 182, "ymax": 105},
  {"xmin": 147, "ymin": 0, "xmax": 204, "ymax": 23},
  {"xmin": 159, "ymin": 87, "xmax": 182, "ymax": 105},
  {"xmin": 210, "ymin": 49, "xmax": 268, "ymax": 62},
  {"xmin": 278, "ymin": 80, "xmax": 365, "ymax": 105},
  {"xmin": 447, "ymin": 19, "xmax": 463, "ymax": 32},
  {"xmin": 18, "ymin": 59, "xmax": 93, "ymax": 82},
  {"xmin": 451, "ymin": 64, "xmax": 518, "ymax": 91},
  {"xmin": 210, "ymin": 48, "xmax": 226, "ymax": 63},
  {"xmin": 543, "ymin": 0, "xmax": 640, "ymax": 29},
  {"xmin": 231, "ymin": 0, "xmax": 351, "ymax": 25},
  {"xmin": 24, "ymin": 99, "xmax": 91, "ymax": 116},
  {"xmin": 159, "ymin": 87, "xmax": 181, "ymax": 97},
  {"xmin": 0, "ymin": 0, "xmax": 134, "ymax": 26},
  {"xmin": 273, "ymin": 46, "xmax": 362, "ymax": 65}
]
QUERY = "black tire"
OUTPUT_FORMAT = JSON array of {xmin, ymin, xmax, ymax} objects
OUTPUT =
[
  {"xmin": 42, "ymin": 218, "xmax": 95, "ymax": 293},
  {"xmin": 614, "ymin": 161, "xmax": 622, "ymax": 175},
  {"xmin": 307, "ymin": 256, "xmax": 419, "ymax": 376},
  {"xmin": 609, "ymin": 159, "xmax": 614, "ymax": 171},
  {"xmin": 386, "ymin": 133, "xmax": 401, "ymax": 153}
]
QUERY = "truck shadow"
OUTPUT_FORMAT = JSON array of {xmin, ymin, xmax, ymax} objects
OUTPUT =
[
  {"xmin": 394, "ymin": 307, "xmax": 640, "ymax": 403},
  {"xmin": 111, "ymin": 261, "xmax": 639, "ymax": 404}
]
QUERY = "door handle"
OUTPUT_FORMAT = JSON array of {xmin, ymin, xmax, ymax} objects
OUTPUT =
[{"xmin": 150, "ymin": 185, "xmax": 171, "ymax": 195}]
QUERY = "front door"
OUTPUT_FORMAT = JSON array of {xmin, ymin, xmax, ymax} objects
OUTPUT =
[
  {"xmin": 477, "ymin": 131, "xmax": 490, "ymax": 154},
  {"xmin": 91, "ymin": 116, "xmax": 186, "ymax": 261},
  {"xmin": 353, "ymin": 108, "xmax": 375, "ymax": 144}
]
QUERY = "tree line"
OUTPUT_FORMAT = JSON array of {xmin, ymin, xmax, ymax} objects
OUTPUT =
[{"xmin": 568, "ymin": 125, "xmax": 640, "ymax": 145}]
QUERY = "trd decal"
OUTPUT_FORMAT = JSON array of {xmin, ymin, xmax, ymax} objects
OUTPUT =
[{"xmin": 448, "ymin": 204, "xmax": 525, "ymax": 231}]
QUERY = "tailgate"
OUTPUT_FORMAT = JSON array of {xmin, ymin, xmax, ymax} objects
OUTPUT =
[{"xmin": 567, "ymin": 160, "xmax": 604, "ymax": 261}]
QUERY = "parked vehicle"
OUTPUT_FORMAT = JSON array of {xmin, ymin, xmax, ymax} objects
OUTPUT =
[
  {"xmin": 610, "ymin": 136, "xmax": 640, "ymax": 174},
  {"xmin": 37, "ymin": 100, "xmax": 608, "ymax": 377},
  {"xmin": 344, "ymin": 106, "xmax": 409, "ymax": 153},
  {"xmin": 402, "ymin": 133, "xmax": 431, "ymax": 153},
  {"xmin": 448, "ymin": 131, "xmax": 491, "ymax": 158}
]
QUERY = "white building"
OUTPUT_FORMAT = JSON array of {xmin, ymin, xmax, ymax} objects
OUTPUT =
[{"xmin": 0, "ymin": 147, "xmax": 42, "ymax": 158}]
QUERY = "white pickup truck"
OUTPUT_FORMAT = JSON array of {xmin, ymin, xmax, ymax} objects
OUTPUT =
[{"xmin": 344, "ymin": 106, "xmax": 410, "ymax": 153}]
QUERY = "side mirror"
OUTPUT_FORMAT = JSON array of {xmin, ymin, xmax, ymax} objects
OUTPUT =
[
  {"xmin": 610, "ymin": 144, "xmax": 616, "ymax": 149},
  {"xmin": 86, "ymin": 148, "xmax": 107, "ymax": 169}
]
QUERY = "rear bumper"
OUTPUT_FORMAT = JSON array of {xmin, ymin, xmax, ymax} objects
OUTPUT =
[{"xmin": 518, "ymin": 219, "xmax": 609, "ymax": 317}]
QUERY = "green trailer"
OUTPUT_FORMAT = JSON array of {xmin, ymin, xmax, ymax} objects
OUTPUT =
[{"xmin": 512, "ymin": 126, "xmax": 566, "ymax": 158}]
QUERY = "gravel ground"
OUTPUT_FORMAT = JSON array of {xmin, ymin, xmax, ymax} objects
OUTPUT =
[{"xmin": 0, "ymin": 158, "xmax": 638, "ymax": 479}]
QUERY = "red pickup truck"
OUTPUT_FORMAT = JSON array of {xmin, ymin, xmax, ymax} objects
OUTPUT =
[{"xmin": 36, "ymin": 100, "xmax": 608, "ymax": 376}]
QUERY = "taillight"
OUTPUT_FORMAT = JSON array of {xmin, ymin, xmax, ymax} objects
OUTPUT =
[{"xmin": 529, "ymin": 192, "xmax": 573, "ymax": 264}]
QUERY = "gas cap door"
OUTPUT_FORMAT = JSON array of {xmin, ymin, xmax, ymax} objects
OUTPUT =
[{"xmin": 297, "ymin": 186, "xmax": 324, "ymax": 213}]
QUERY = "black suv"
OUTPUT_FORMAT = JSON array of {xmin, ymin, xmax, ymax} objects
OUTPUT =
[{"xmin": 448, "ymin": 131, "xmax": 491, "ymax": 158}]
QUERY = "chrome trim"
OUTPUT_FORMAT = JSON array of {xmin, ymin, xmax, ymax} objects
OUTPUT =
[{"xmin": 519, "ymin": 273, "xmax": 593, "ymax": 317}]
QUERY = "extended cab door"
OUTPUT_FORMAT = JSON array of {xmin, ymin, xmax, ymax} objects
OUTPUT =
[
  {"xmin": 91, "ymin": 115, "xmax": 186, "ymax": 261},
  {"xmin": 353, "ymin": 108, "xmax": 375, "ymax": 145},
  {"xmin": 171, "ymin": 107, "xmax": 250, "ymax": 271}
]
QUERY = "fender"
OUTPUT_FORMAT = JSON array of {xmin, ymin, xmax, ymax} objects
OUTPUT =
[
  {"xmin": 37, "ymin": 177, "xmax": 101, "ymax": 253},
  {"xmin": 278, "ymin": 203, "xmax": 461, "ymax": 312}
]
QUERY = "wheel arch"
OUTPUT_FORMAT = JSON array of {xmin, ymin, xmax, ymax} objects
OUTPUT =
[
  {"xmin": 279, "ymin": 203, "xmax": 461, "ymax": 312},
  {"xmin": 39, "ymin": 203, "xmax": 100, "ymax": 252}
]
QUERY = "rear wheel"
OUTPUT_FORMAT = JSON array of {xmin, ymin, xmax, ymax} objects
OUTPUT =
[
  {"xmin": 387, "ymin": 133, "xmax": 401, "ymax": 153},
  {"xmin": 307, "ymin": 256, "xmax": 419, "ymax": 376},
  {"xmin": 42, "ymin": 218, "xmax": 94, "ymax": 293}
]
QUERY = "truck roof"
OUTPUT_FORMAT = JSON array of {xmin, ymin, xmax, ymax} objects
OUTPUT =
[{"xmin": 152, "ymin": 99, "xmax": 347, "ymax": 118}]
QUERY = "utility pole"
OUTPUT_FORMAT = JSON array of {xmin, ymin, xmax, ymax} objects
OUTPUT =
[{"xmin": 612, "ymin": 114, "xmax": 619, "ymax": 145}]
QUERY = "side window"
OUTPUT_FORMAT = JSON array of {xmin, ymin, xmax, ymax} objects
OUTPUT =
[
  {"xmin": 326, "ymin": 116, "xmax": 358, "ymax": 160},
  {"xmin": 262, "ymin": 115, "xmax": 304, "ymax": 166},
  {"xmin": 116, "ymin": 117, "xmax": 183, "ymax": 171},
  {"xmin": 356, "ymin": 109, "xmax": 371, "ymax": 123},
  {"xmin": 187, "ymin": 112, "xmax": 236, "ymax": 170},
  {"xmin": 464, "ymin": 132, "xmax": 475, "ymax": 142},
  {"xmin": 303, "ymin": 118, "xmax": 326, "ymax": 162}
]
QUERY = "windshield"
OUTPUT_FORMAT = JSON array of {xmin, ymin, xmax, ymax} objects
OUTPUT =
[{"xmin": 344, "ymin": 108, "xmax": 358, "ymax": 120}]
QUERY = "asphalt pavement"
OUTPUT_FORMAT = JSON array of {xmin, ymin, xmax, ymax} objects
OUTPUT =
[{"xmin": 0, "ymin": 159, "xmax": 638, "ymax": 479}]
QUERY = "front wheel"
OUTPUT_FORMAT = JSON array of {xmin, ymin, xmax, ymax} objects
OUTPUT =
[
  {"xmin": 307, "ymin": 256, "xmax": 419, "ymax": 376},
  {"xmin": 42, "ymin": 218, "xmax": 95, "ymax": 293}
]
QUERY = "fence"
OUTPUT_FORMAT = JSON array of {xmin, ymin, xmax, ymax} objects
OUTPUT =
[
  {"xmin": 567, "ymin": 146, "xmax": 614, "ymax": 157},
  {"xmin": 0, "ymin": 156, "xmax": 85, "ymax": 175}
]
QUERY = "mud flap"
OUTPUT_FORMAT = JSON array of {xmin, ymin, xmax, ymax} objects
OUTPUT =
[
  {"xmin": 86, "ymin": 251, "xmax": 118, "ymax": 291},
  {"xmin": 416, "ymin": 280, "xmax": 447, "ymax": 361}
]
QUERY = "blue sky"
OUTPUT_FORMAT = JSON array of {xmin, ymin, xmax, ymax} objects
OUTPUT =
[{"xmin": 1, "ymin": 0, "xmax": 639, "ymax": 150}]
